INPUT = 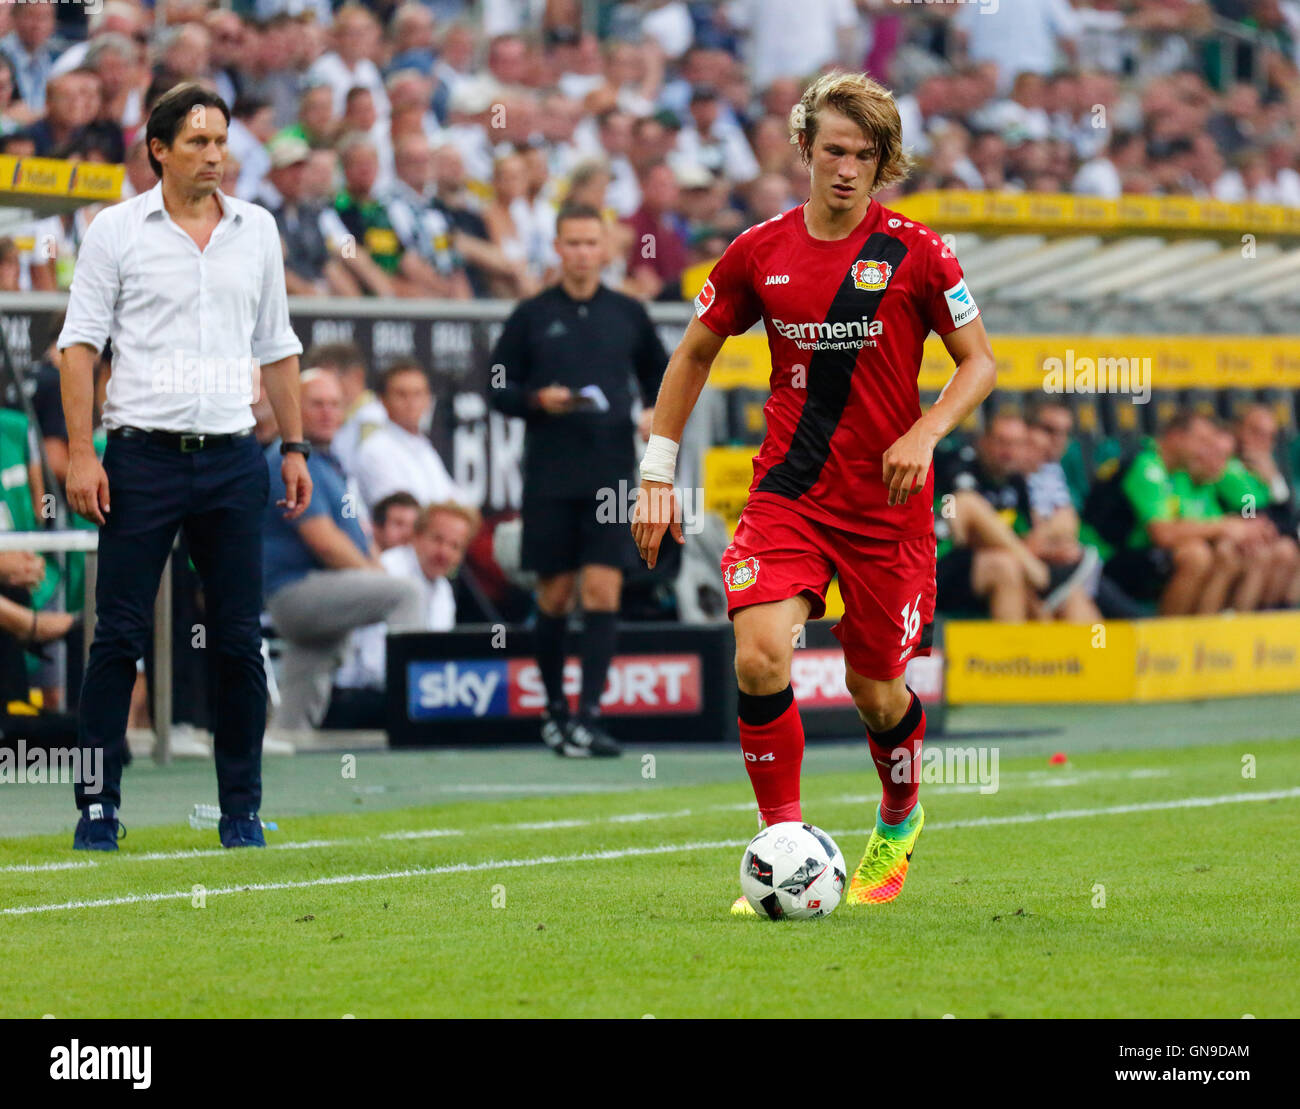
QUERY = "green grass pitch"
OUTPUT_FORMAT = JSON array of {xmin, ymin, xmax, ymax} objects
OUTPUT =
[{"xmin": 1, "ymin": 737, "xmax": 1297, "ymax": 1018}]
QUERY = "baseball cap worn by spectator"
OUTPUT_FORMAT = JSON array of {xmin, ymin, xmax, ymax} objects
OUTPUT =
[{"xmin": 268, "ymin": 133, "xmax": 311, "ymax": 171}]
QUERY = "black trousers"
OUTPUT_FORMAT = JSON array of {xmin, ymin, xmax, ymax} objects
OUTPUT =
[{"xmin": 75, "ymin": 433, "xmax": 269, "ymax": 814}]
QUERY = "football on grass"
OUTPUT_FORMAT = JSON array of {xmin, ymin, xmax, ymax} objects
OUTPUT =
[{"xmin": 739, "ymin": 822, "xmax": 847, "ymax": 919}]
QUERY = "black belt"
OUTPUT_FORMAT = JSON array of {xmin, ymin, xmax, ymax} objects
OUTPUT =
[{"xmin": 108, "ymin": 427, "xmax": 254, "ymax": 453}]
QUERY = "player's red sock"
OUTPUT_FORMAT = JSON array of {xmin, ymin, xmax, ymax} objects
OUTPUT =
[
  {"xmin": 865, "ymin": 687, "xmax": 926, "ymax": 825},
  {"xmin": 737, "ymin": 685, "xmax": 804, "ymax": 825}
]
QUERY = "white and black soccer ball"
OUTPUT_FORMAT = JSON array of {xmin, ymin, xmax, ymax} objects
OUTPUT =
[{"xmin": 739, "ymin": 822, "xmax": 846, "ymax": 920}]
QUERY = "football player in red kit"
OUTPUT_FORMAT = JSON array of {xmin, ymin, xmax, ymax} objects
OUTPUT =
[{"xmin": 631, "ymin": 71, "xmax": 996, "ymax": 913}]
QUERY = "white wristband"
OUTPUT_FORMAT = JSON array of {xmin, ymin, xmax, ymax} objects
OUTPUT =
[{"xmin": 639, "ymin": 434, "xmax": 679, "ymax": 485}]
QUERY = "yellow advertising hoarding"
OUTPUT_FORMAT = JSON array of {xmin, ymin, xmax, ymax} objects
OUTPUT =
[
  {"xmin": 709, "ymin": 333, "xmax": 1300, "ymax": 393},
  {"xmin": 945, "ymin": 613, "xmax": 1300, "ymax": 703}
]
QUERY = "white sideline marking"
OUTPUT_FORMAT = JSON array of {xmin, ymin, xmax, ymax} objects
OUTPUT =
[
  {"xmin": 0, "ymin": 840, "xmax": 748, "ymax": 917},
  {"xmin": 3, "ymin": 787, "xmax": 1297, "ymax": 917},
  {"xmin": 0, "ymin": 768, "xmax": 1239, "ymax": 874},
  {"xmin": 856, "ymin": 786, "xmax": 1300, "ymax": 834}
]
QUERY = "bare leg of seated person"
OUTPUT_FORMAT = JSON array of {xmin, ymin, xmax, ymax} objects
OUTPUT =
[
  {"xmin": 1158, "ymin": 539, "xmax": 1214, "ymax": 616},
  {"xmin": 949, "ymin": 491, "xmax": 1050, "ymax": 593}
]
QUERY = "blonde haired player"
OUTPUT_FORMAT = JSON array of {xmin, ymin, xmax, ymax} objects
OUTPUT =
[{"xmin": 632, "ymin": 72, "xmax": 996, "ymax": 912}]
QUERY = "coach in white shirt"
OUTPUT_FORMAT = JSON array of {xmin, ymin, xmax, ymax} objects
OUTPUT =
[
  {"xmin": 58, "ymin": 83, "xmax": 311, "ymax": 852},
  {"xmin": 355, "ymin": 359, "xmax": 466, "ymax": 510}
]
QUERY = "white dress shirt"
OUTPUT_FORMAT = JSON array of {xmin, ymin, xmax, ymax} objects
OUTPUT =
[
  {"xmin": 335, "ymin": 544, "xmax": 456, "ymax": 689},
  {"xmin": 58, "ymin": 184, "xmax": 303, "ymax": 434},
  {"xmin": 332, "ymin": 392, "xmax": 387, "ymax": 478},
  {"xmin": 355, "ymin": 418, "xmax": 466, "ymax": 509}
]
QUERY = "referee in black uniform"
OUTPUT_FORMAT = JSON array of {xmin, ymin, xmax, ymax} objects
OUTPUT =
[
  {"xmin": 58, "ymin": 84, "xmax": 311, "ymax": 849},
  {"xmin": 490, "ymin": 203, "xmax": 667, "ymax": 757}
]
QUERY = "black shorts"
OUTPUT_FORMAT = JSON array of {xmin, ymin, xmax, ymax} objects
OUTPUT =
[
  {"xmin": 522, "ymin": 492, "xmax": 635, "ymax": 576},
  {"xmin": 935, "ymin": 546, "xmax": 980, "ymax": 613},
  {"xmin": 1104, "ymin": 546, "xmax": 1173, "ymax": 602}
]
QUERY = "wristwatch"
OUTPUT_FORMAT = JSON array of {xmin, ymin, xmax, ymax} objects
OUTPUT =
[{"xmin": 280, "ymin": 440, "xmax": 312, "ymax": 460}]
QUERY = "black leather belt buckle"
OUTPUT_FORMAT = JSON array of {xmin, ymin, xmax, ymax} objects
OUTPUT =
[{"xmin": 180, "ymin": 434, "xmax": 206, "ymax": 453}]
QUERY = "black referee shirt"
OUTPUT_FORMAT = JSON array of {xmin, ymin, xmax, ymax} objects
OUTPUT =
[{"xmin": 489, "ymin": 283, "xmax": 668, "ymax": 497}]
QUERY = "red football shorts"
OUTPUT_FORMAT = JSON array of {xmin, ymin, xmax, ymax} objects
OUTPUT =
[{"xmin": 721, "ymin": 494, "xmax": 937, "ymax": 681}]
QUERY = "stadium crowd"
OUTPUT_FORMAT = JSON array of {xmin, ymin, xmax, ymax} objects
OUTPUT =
[
  {"xmin": 2, "ymin": 0, "xmax": 1300, "ymax": 745},
  {"xmin": 1, "ymin": 0, "xmax": 1300, "ymax": 302}
]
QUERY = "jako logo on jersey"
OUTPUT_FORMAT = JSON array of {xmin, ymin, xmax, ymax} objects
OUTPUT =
[
  {"xmin": 724, "ymin": 557, "xmax": 760, "ymax": 592},
  {"xmin": 694, "ymin": 277, "xmax": 716, "ymax": 317},
  {"xmin": 764, "ymin": 274, "xmax": 790, "ymax": 285},
  {"xmin": 944, "ymin": 278, "xmax": 980, "ymax": 328},
  {"xmin": 851, "ymin": 259, "xmax": 892, "ymax": 291}
]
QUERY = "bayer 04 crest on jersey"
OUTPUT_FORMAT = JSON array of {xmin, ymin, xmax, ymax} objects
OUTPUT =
[{"xmin": 739, "ymin": 822, "xmax": 847, "ymax": 920}]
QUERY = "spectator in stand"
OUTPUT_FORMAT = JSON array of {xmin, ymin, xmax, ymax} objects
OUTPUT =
[
  {"xmin": 263, "ymin": 134, "xmax": 360, "ymax": 297},
  {"xmin": 371, "ymin": 491, "xmax": 421, "ymax": 552},
  {"xmin": 954, "ymin": 0, "xmax": 1080, "ymax": 92},
  {"xmin": 727, "ymin": 0, "xmax": 860, "ymax": 94},
  {"xmin": 1, "ymin": 0, "xmax": 64, "ymax": 116},
  {"xmin": 623, "ymin": 159, "xmax": 688, "ymax": 300},
  {"xmin": 121, "ymin": 136, "xmax": 156, "ymax": 199},
  {"xmin": 483, "ymin": 151, "xmax": 548, "ymax": 297},
  {"xmin": 355, "ymin": 359, "xmax": 465, "ymax": 510},
  {"xmin": 0, "ymin": 54, "xmax": 30, "ymax": 135},
  {"xmin": 205, "ymin": 8, "xmax": 247, "ymax": 112},
  {"xmin": 320, "ymin": 134, "xmax": 407, "ymax": 297},
  {"xmin": 934, "ymin": 412, "xmax": 1098, "ymax": 622},
  {"xmin": 23, "ymin": 67, "xmax": 97, "ymax": 157},
  {"xmin": 429, "ymin": 142, "xmax": 523, "ymax": 296},
  {"xmin": 1072, "ymin": 129, "xmax": 1145, "ymax": 198},
  {"xmin": 1228, "ymin": 404, "xmax": 1296, "ymax": 534},
  {"xmin": 1171, "ymin": 419, "xmax": 1282, "ymax": 613},
  {"xmin": 304, "ymin": 341, "xmax": 383, "ymax": 479},
  {"xmin": 386, "ymin": 132, "xmax": 474, "ymax": 299},
  {"xmin": 302, "ymin": 147, "xmax": 339, "ymax": 205},
  {"xmin": 675, "ymin": 85, "xmax": 759, "ymax": 185},
  {"xmin": 330, "ymin": 500, "xmax": 480, "ymax": 726},
  {"xmin": 307, "ymin": 4, "xmax": 390, "ymax": 120},
  {"xmin": 262, "ymin": 370, "xmax": 425, "ymax": 740},
  {"xmin": 278, "ymin": 81, "xmax": 339, "ymax": 150},
  {"xmin": 81, "ymin": 36, "xmax": 134, "ymax": 159},
  {"xmin": 1080, "ymin": 411, "xmax": 1262, "ymax": 616},
  {"xmin": 387, "ymin": 3, "xmax": 439, "ymax": 79},
  {"xmin": 228, "ymin": 94, "xmax": 275, "ymax": 201}
]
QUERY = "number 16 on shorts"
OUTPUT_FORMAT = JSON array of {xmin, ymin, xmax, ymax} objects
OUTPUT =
[{"xmin": 900, "ymin": 592, "xmax": 923, "ymax": 646}]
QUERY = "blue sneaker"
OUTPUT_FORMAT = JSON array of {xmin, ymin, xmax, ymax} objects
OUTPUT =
[
  {"xmin": 219, "ymin": 812, "xmax": 266, "ymax": 848},
  {"xmin": 73, "ymin": 804, "xmax": 125, "ymax": 851}
]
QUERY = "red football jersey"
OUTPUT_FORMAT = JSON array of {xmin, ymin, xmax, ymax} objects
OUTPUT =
[{"xmin": 695, "ymin": 200, "xmax": 980, "ymax": 540}]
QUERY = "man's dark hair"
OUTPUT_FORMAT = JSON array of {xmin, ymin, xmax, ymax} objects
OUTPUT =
[
  {"xmin": 145, "ymin": 82, "xmax": 231, "ymax": 177},
  {"xmin": 378, "ymin": 358, "xmax": 428, "ymax": 396},
  {"xmin": 1026, "ymin": 396, "xmax": 1073, "ymax": 424},
  {"xmin": 373, "ymin": 491, "xmax": 420, "ymax": 528},
  {"xmin": 1161, "ymin": 408, "xmax": 1217, "ymax": 436},
  {"xmin": 232, "ymin": 94, "xmax": 269, "ymax": 121},
  {"xmin": 555, "ymin": 202, "xmax": 604, "ymax": 233},
  {"xmin": 303, "ymin": 341, "xmax": 366, "ymax": 375}
]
